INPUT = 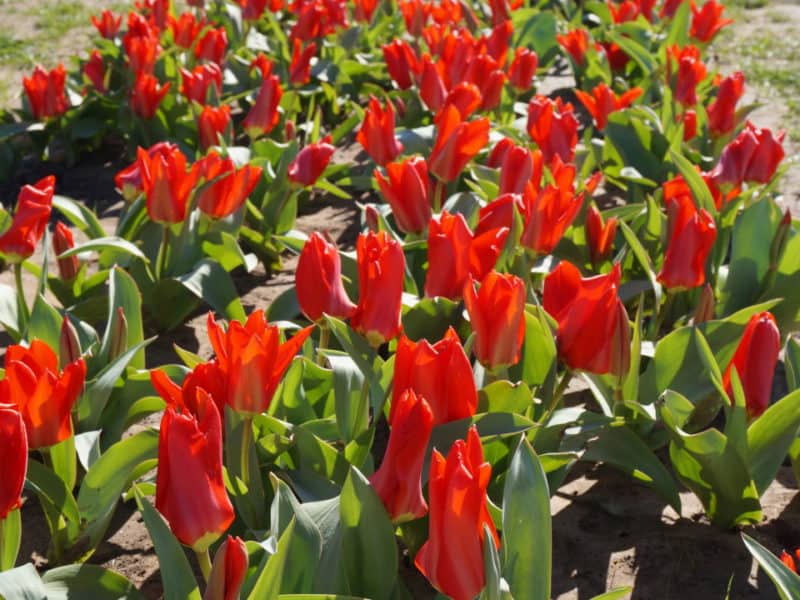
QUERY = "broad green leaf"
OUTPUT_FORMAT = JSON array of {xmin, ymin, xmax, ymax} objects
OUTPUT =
[
  {"xmin": 58, "ymin": 237, "xmax": 147, "ymax": 262},
  {"xmin": 481, "ymin": 522, "xmax": 509, "ymax": 600},
  {"xmin": 328, "ymin": 355, "xmax": 367, "ymax": 443},
  {"xmin": 0, "ymin": 563, "xmax": 46, "ymax": 600},
  {"xmin": 52, "ymin": 195, "xmax": 107, "ymax": 239},
  {"xmin": 513, "ymin": 10, "xmax": 558, "ymax": 65},
  {"xmin": 590, "ymin": 587, "xmax": 634, "ymax": 600},
  {"xmin": 25, "ymin": 460, "xmax": 80, "ymax": 525},
  {"xmin": 324, "ymin": 316, "xmax": 382, "ymax": 390},
  {"xmin": 606, "ymin": 31, "xmax": 656, "ymax": 73},
  {"xmin": 509, "ymin": 308, "xmax": 557, "ymax": 388},
  {"xmin": 247, "ymin": 520, "xmax": 298, "ymax": 600},
  {"xmin": 0, "ymin": 508, "xmax": 21, "ymax": 571},
  {"xmin": 786, "ymin": 337, "xmax": 800, "ymax": 392},
  {"xmin": 27, "ymin": 294, "xmax": 61, "ymax": 350},
  {"xmin": 401, "ymin": 297, "xmax": 461, "ymax": 343},
  {"xmin": 665, "ymin": 0, "xmax": 690, "ymax": 45},
  {"xmin": 478, "ymin": 381, "xmax": 532, "ymax": 414},
  {"xmin": 742, "ymin": 534, "xmax": 800, "ymax": 600},
  {"xmin": 769, "ymin": 229, "xmax": 800, "ymax": 331},
  {"xmin": 99, "ymin": 268, "xmax": 146, "ymax": 369},
  {"xmin": 42, "ymin": 564, "xmax": 144, "ymax": 599},
  {"xmin": 176, "ymin": 258, "xmax": 246, "ymax": 322},
  {"xmin": 748, "ymin": 390, "xmax": 800, "ymax": 495},
  {"xmin": 619, "ymin": 221, "xmax": 661, "ymax": 309},
  {"xmin": 668, "ymin": 149, "xmax": 716, "ymax": 214}
]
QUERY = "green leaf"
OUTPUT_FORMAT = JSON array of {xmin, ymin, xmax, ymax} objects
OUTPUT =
[
  {"xmin": 478, "ymin": 381, "xmax": 532, "ymax": 414},
  {"xmin": 590, "ymin": 587, "xmax": 634, "ymax": 600},
  {"xmin": 668, "ymin": 149, "xmax": 716, "ymax": 214},
  {"xmin": 324, "ymin": 316, "xmax": 381, "ymax": 385},
  {"xmin": 42, "ymin": 564, "xmax": 145, "ymax": 599},
  {"xmin": 52, "ymin": 195, "xmax": 106, "ymax": 239},
  {"xmin": 786, "ymin": 337, "xmax": 800, "ymax": 392},
  {"xmin": 328, "ymin": 355, "xmax": 367, "ymax": 443},
  {"xmin": 619, "ymin": 221, "xmax": 661, "ymax": 308},
  {"xmin": 27, "ymin": 294, "xmax": 62, "ymax": 350},
  {"xmin": 401, "ymin": 297, "xmax": 462, "ymax": 343},
  {"xmin": 247, "ymin": 519, "xmax": 298, "ymax": 600},
  {"xmin": 502, "ymin": 437, "xmax": 551, "ymax": 600},
  {"xmin": 176, "ymin": 258, "xmax": 246, "ymax": 322},
  {"xmin": 606, "ymin": 31, "xmax": 656, "ymax": 73},
  {"xmin": 132, "ymin": 487, "xmax": 201, "ymax": 600},
  {"xmin": 748, "ymin": 390, "xmax": 800, "ymax": 495},
  {"xmin": 0, "ymin": 509, "xmax": 21, "ymax": 571},
  {"xmin": 665, "ymin": 0, "xmax": 690, "ymax": 45},
  {"xmin": 509, "ymin": 308, "xmax": 557, "ymax": 388},
  {"xmin": 25, "ymin": 460, "xmax": 80, "ymax": 525},
  {"xmin": 0, "ymin": 563, "xmax": 46, "ymax": 600},
  {"xmin": 742, "ymin": 534, "xmax": 800, "ymax": 600},
  {"xmin": 58, "ymin": 237, "xmax": 148, "ymax": 262},
  {"xmin": 99, "ymin": 268, "xmax": 146, "ymax": 369},
  {"xmin": 513, "ymin": 10, "xmax": 558, "ymax": 65}
]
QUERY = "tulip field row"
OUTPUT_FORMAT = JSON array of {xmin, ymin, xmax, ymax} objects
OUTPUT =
[{"xmin": 0, "ymin": 0, "xmax": 799, "ymax": 598}]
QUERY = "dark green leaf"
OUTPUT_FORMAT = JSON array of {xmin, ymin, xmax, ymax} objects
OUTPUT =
[{"xmin": 742, "ymin": 534, "xmax": 800, "ymax": 600}]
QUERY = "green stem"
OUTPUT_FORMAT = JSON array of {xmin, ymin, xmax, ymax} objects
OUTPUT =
[
  {"xmin": 240, "ymin": 417, "xmax": 253, "ymax": 491},
  {"xmin": 14, "ymin": 263, "xmax": 28, "ymax": 337},
  {"xmin": 196, "ymin": 549, "xmax": 213, "ymax": 582},
  {"xmin": 156, "ymin": 225, "xmax": 171, "ymax": 280},
  {"xmin": 316, "ymin": 325, "xmax": 330, "ymax": 367},
  {"xmin": 537, "ymin": 369, "xmax": 574, "ymax": 430},
  {"xmin": 651, "ymin": 290, "xmax": 675, "ymax": 341},
  {"xmin": 432, "ymin": 179, "xmax": 445, "ymax": 213}
]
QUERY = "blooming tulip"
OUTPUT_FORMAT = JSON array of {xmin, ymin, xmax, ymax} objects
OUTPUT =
[
  {"xmin": 295, "ymin": 232, "xmax": 357, "ymax": 322},
  {"xmin": 356, "ymin": 96, "xmax": 403, "ymax": 166},
  {"xmin": 707, "ymin": 71, "xmax": 745, "ymax": 136},
  {"xmin": 690, "ymin": 0, "xmax": 732, "ymax": 42},
  {"xmin": 499, "ymin": 145, "xmax": 538, "ymax": 196},
  {"xmin": 415, "ymin": 426, "xmax": 499, "ymax": 600},
  {"xmin": 195, "ymin": 27, "xmax": 227, "ymax": 64},
  {"xmin": 169, "ymin": 12, "xmax": 205, "ymax": 48},
  {"xmin": 543, "ymin": 261, "xmax": 631, "ymax": 376},
  {"xmin": 123, "ymin": 31, "xmax": 160, "ymax": 74},
  {"xmin": 0, "ymin": 406, "xmax": 27, "ymax": 520},
  {"xmin": 91, "ymin": 10, "xmax": 121, "ymax": 38},
  {"xmin": 23, "ymin": 65, "xmax": 69, "ymax": 119},
  {"xmin": 723, "ymin": 312, "xmax": 781, "ymax": 419},
  {"xmin": 710, "ymin": 122, "xmax": 785, "ymax": 188},
  {"xmin": 370, "ymin": 389, "xmax": 433, "ymax": 522},
  {"xmin": 289, "ymin": 40, "xmax": 317, "ymax": 85},
  {"xmin": 486, "ymin": 137, "xmax": 515, "ymax": 168},
  {"xmin": 351, "ymin": 231, "xmax": 405, "ymax": 346},
  {"xmin": 207, "ymin": 310, "xmax": 313, "ymax": 415},
  {"xmin": 465, "ymin": 55, "xmax": 506, "ymax": 111},
  {"xmin": 53, "ymin": 222, "xmax": 79, "ymax": 281},
  {"xmin": 399, "ymin": 0, "xmax": 430, "ymax": 35},
  {"xmin": 151, "ymin": 361, "xmax": 228, "ymax": 424},
  {"xmin": 527, "ymin": 96, "xmax": 579, "ymax": 162},
  {"xmin": 287, "ymin": 136, "xmax": 335, "ymax": 187},
  {"xmin": 383, "ymin": 40, "xmax": 420, "ymax": 90},
  {"xmin": 241, "ymin": 0, "xmax": 269, "ymax": 20},
  {"xmin": 198, "ymin": 105, "xmax": 232, "ymax": 150},
  {"xmin": 192, "ymin": 153, "xmax": 263, "ymax": 219},
  {"xmin": 136, "ymin": 143, "xmax": 197, "ymax": 224},
  {"xmin": 443, "ymin": 83, "xmax": 482, "ymax": 120},
  {"xmin": 463, "ymin": 271, "xmax": 526, "ymax": 369},
  {"xmin": 0, "ymin": 340, "xmax": 86, "ymax": 449},
  {"xmin": 418, "ymin": 56, "xmax": 447, "ymax": 112},
  {"xmin": 557, "ymin": 29, "xmax": 590, "ymax": 66},
  {"xmin": 429, "ymin": 105, "xmax": 490, "ymax": 182},
  {"xmin": 204, "ymin": 535, "xmax": 249, "ymax": 600},
  {"xmin": 243, "ymin": 74, "xmax": 283, "ymax": 138},
  {"xmin": 585, "ymin": 204, "xmax": 618, "ymax": 266},
  {"xmin": 0, "ymin": 176, "xmax": 55, "ymax": 263},
  {"xmin": 509, "ymin": 47, "xmax": 538, "ymax": 91},
  {"xmin": 156, "ymin": 392, "xmax": 234, "ymax": 551},
  {"xmin": 83, "ymin": 50, "xmax": 107, "ymax": 94},
  {"xmin": 180, "ymin": 63, "xmax": 222, "ymax": 104},
  {"xmin": 130, "ymin": 73, "xmax": 170, "ymax": 119},
  {"xmin": 667, "ymin": 44, "xmax": 706, "ymax": 106},
  {"xmin": 657, "ymin": 194, "xmax": 717, "ymax": 290},
  {"xmin": 575, "ymin": 83, "xmax": 643, "ymax": 130},
  {"xmin": 374, "ymin": 156, "xmax": 431, "ymax": 234}
]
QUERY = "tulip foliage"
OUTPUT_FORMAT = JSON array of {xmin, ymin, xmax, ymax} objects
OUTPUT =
[{"xmin": 1, "ymin": 0, "xmax": 800, "ymax": 597}]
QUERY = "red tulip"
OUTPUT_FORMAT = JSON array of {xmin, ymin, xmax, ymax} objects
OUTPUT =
[
  {"xmin": 399, "ymin": 0, "xmax": 430, "ymax": 36},
  {"xmin": 91, "ymin": 10, "xmax": 122, "ymax": 38},
  {"xmin": 429, "ymin": 105, "xmax": 490, "ymax": 182},
  {"xmin": 575, "ymin": 83, "xmax": 643, "ymax": 130},
  {"xmin": 499, "ymin": 145, "xmax": 537, "ymax": 196},
  {"xmin": 131, "ymin": 73, "xmax": 170, "ymax": 119},
  {"xmin": 443, "ymin": 82, "xmax": 482, "ymax": 120},
  {"xmin": 392, "ymin": 328, "xmax": 477, "ymax": 424},
  {"xmin": 0, "ymin": 340, "xmax": 86, "ymax": 449},
  {"xmin": 667, "ymin": 44, "xmax": 706, "ymax": 106},
  {"xmin": 681, "ymin": 109, "xmax": 698, "ymax": 141},
  {"xmin": 180, "ymin": 63, "xmax": 222, "ymax": 104},
  {"xmin": 383, "ymin": 40, "xmax": 420, "ymax": 90},
  {"xmin": 557, "ymin": 29, "xmax": 590, "ymax": 66},
  {"xmin": 486, "ymin": 21, "xmax": 514, "ymax": 66},
  {"xmin": 137, "ymin": 0, "xmax": 170, "ymax": 30},
  {"xmin": 723, "ymin": 312, "xmax": 781, "ymax": 419},
  {"xmin": 204, "ymin": 535, "xmax": 249, "ymax": 600},
  {"xmin": 156, "ymin": 392, "xmax": 234, "ymax": 551},
  {"xmin": 198, "ymin": 105, "xmax": 232, "ymax": 150},
  {"xmin": 207, "ymin": 311, "xmax": 313, "ymax": 415},
  {"xmin": 354, "ymin": 0, "xmax": 379, "ymax": 21},
  {"xmin": 463, "ymin": 271, "xmax": 526, "ymax": 369},
  {"xmin": 137, "ymin": 143, "xmax": 197, "ymax": 224},
  {"xmin": 782, "ymin": 551, "xmax": 800, "ymax": 574},
  {"xmin": 356, "ymin": 96, "xmax": 403, "ymax": 166},
  {"xmin": 53, "ymin": 222, "xmax": 79, "ymax": 281},
  {"xmin": 690, "ymin": 0, "xmax": 732, "ymax": 42},
  {"xmin": 657, "ymin": 194, "xmax": 717, "ymax": 290},
  {"xmin": 195, "ymin": 27, "xmax": 227, "ymax": 64},
  {"xmin": 585, "ymin": 205, "xmax": 618, "ymax": 266},
  {"xmin": 23, "ymin": 65, "xmax": 69, "ymax": 119},
  {"xmin": 707, "ymin": 71, "xmax": 745, "ymax": 136},
  {"xmin": 123, "ymin": 32, "xmax": 160, "ymax": 74},
  {"xmin": 241, "ymin": 0, "xmax": 269, "ymax": 20},
  {"xmin": 287, "ymin": 136, "xmax": 335, "ymax": 186},
  {"xmin": 374, "ymin": 156, "xmax": 431, "ymax": 234},
  {"xmin": 509, "ymin": 47, "xmax": 538, "ymax": 91},
  {"xmin": 527, "ymin": 96, "xmax": 579, "ymax": 162},
  {"xmin": 0, "ymin": 176, "xmax": 55, "ymax": 263},
  {"xmin": 351, "ymin": 231, "xmax": 405, "ymax": 345},
  {"xmin": 192, "ymin": 153, "xmax": 263, "ymax": 219},
  {"xmin": 289, "ymin": 39, "xmax": 317, "ymax": 85},
  {"xmin": 0, "ymin": 406, "xmax": 27, "ymax": 520},
  {"xmin": 710, "ymin": 122, "xmax": 785, "ymax": 188},
  {"xmin": 168, "ymin": 12, "xmax": 205, "ymax": 48},
  {"xmin": 607, "ymin": 0, "xmax": 640, "ymax": 23},
  {"xmin": 465, "ymin": 55, "xmax": 506, "ymax": 111},
  {"xmin": 83, "ymin": 50, "xmax": 107, "ymax": 94},
  {"xmin": 370, "ymin": 389, "xmax": 433, "ymax": 522},
  {"xmin": 151, "ymin": 360, "xmax": 228, "ymax": 423},
  {"xmin": 415, "ymin": 426, "xmax": 499, "ymax": 600},
  {"xmin": 418, "ymin": 56, "xmax": 447, "ymax": 112},
  {"xmin": 243, "ymin": 74, "xmax": 283, "ymax": 138},
  {"xmin": 486, "ymin": 137, "xmax": 515, "ymax": 168},
  {"xmin": 295, "ymin": 231, "xmax": 357, "ymax": 322}
]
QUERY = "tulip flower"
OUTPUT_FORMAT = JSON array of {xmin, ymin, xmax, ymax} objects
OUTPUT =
[
  {"xmin": 192, "ymin": 153, "xmax": 263, "ymax": 219},
  {"xmin": 123, "ymin": 32, "xmax": 160, "ymax": 74},
  {"xmin": 156, "ymin": 392, "xmax": 234, "ymax": 551},
  {"xmin": 509, "ymin": 47, "xmax": 538, "ymax": 91},
  {"xmin": 295, "ymin": 232, "xmax": 357, "ymax": 322},
  {"xmin": 722, "ymin": 312, "xmax": 781, "ymax": 419},
  {"xmin": 204, "ymin": 535, "xmax": 249, "ymax": 600},
  {"xmin": 557, "ymin": 29, "xmax": 590, "ymax": 66},
  {"xmin": 198, "ymin": 105, "xmax": 232, "ymax": 150},
  {"xmin": 370, "ymin": 389, "xmax": 433, "ymax": 522},
  {"xmin": 660, "ymin": 0, "xmax": 683, "ymax": 17},
  {"xmin": 442, "ymin": 83, "xmax": 482, "ymax": 120},
  {"xmin": 418, "ymin": 56, "xmax": 447, "ymax": 112},
  {"xmin": 667, "ymin": 45, "xmax": 706, "ymax": 106},
  {"xmin": 354, "ymin": 0, "xmax": 378, "ymax": 21},
  {"xmin": 207, "ymin": 310, "xmax": 313, "ymax": 415},
  {"xmin": 23, "ymin": 65, "xmax": 69, "ymax": 119},
  {"xmin": 690, "ymin": 0, "xmax": 732, "ymax": 42},
  {"xmin": 152, "ymin": 361, "xmax": 228, "ymax": 425},
  {"xmin": 465, "ymin": 55, "xmax": 506, "ymax": 111},
  {"xmin": 351, "ymin": 231, "xmax": 405, "ymax": 346},
  {"xmin": 137, "ymin": 143, "xmax": 197, "ymax": 224},
  {"xmin": 356, "ymin": 96, "xmax": 403, "ymax": 166},
  {"xmin": 383, "ymin": 40, "xmax": 420, "ymax": 90},
  {"xmin": 499, "ymin": 145, "xmax": 538, "ymax": 196},
  {"xmin": 543, "ymin": 261, "xmax": 631, "ymax": 376},
  {"xmin": 487, "ymin": 20, "xmax": 515, "ymax": 65},
  {"xmin": 463, "ymin": 271, "xmax": 526, "ymax": 369},
  {"xmin": 527, "ymin": 96, "xmax": 579, "ymax": 163},
  {"xmin": 707, "ymin": 71, "xmax": 745, "ymax": 136},
  {"xmin": 575, "ymin": 83, "xmax": 643, "ymax": 130},
  {"xmin": 429, "ymin": 105, "xmax": 490, "ymax": 183},
  {"xmin": 130, "ymin": 73, "xmax": 170, "ymax": 119},
  {"xmin": 83, "ymin": 50, "xmax": 107, "ymax": 94},
  {"xmin": 243, "ymin": 74, "xmax": 283, "ymax": 138},
  {"xmin": 115, "ymin": 141, "xmax": 176, "ymax": 202},
  {"xmin": 0, "ymin": 406, "xmax": 27, "ymax": 520},
  {"xmin": 399, "ymin": 0, "xmax": 430, "ymax": 35},
  {"xmin": 782, "ymin": 550, "xmax": 800, "ymax": 574},
  {"xmin": 0, "ymin": 176, "xmax": 55, "ymax": 263},
  {"xmin": 168, "ymin": 12, "xmax": 205, "ymax": 48},
  {"xmin": 521, "ymin": 162, "xmax": 584, "ymax": 255},
  {"xmin": 180, "ymin": 63, "xmax": 222, "ymax": 104},
  {"xmin": 0, "ymin": 340, "xmax": 86, "ymax": 449},
  {"xmin": 241, "ymin": 0, "xmax": 269, "ymax": 20},
  {"xmin": 53, "ymin": 222, "xmax": 79, "ymax": 281},
  {"xmin": 710, "ymin": 122, "xmax": 785, "ymax": 188},
  {"xmin": 289, "ymin": 40, "xmax": 317, "ymax": 85},
  {"xmin": 374, "ymin": 156, "xmax": 431, "ymax": 234},
  {"xmin": 486, "ymin": 137, "xmax": 515, "ymax": 168},
  {"xmin": 415, "ymin": 426, "xmax": 499, "ymax": 600},
  {"xmin": 195, "ymin": 27, "xmax": 227, "ymax": 64},
  {"xmin": 585, "ymin": 204, "xmax": 618, "ymax": 266},
  {"xmin": 287, "ymin": 136, "xmax": 336, "ymax": 187},
  {"xmin": 607, "ymin": 0, "xmax": 640, "ymax": 23},
  {"xmin": 91, "ymin": 10, "xmax": 122, "ymax": 38},
  {"xmin": 657, "ymin": 194, "xmax": 717, "ymax": 290},
  {"xmin": 681, "ymin": 109, "xmax": 698, "ymax": 141}
]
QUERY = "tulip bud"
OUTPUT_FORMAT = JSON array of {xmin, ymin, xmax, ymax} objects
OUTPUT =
[
  {"xmin": 365, "ymin": 204, "xmax": 380, "ymax": 232},
  {"xmin": 59, "ymin": 316, "xmax": 82, "ymax": 368},
  {"xmin": 203, "ymin": 535, "xmax": 248, "ymax": 600},
  {"xmin": 295, "ymin": 232, "xmax": 357, "ymax": 322},
  {"xmin": 284, "ymin": 120, "xmax": 296, "ymax": 141},
  {"xmin": 109, "ymin": 307, "xmax": 128, "ymax": 361},
  {"xmin": 53, "ymin": 222, "xmax": 79, "ymax": 281},
  {"xmin": 0, "ymin": 406, "xmax": 27, "ymax": 520},
  {"xmin": 692, "ymin": 283, "xmax": 716, "ymax": 324}
]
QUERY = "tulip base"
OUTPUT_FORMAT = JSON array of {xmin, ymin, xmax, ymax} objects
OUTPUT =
[
  {"xmin": 0, "ymin": 508, "xmax": 22, "ymax": 571},
  {"xmin": 196, "ymin": 549, "xmax": 212, "ymax": 582}
]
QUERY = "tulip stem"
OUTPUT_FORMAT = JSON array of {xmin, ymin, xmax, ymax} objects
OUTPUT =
[
  {"xmin": 651, "ymin": 291, "xmax": 675, "ymax": 341},
  {"xmin": 537, "ymin": 369, "xmax": 574, "ymax": 429},
  {"xmin": 156, "ymin": 226, "xmax": 171, "ymax": 280},
  {"xmin": 317, "ymin": 325, "xmax": 330, "ymax": 366},
  {"xmin": 240, "ymin": 417, "xmax": 253, "ymax": 491},
  {"xmin": 196, "ymin": 549, "xmax": 213, "ymax": 582},
  {"xmin": 14, "ymin": 263, "xmax": 28, "ymax": 337},
  {"xmin": 432, "ymin": 179, "xmax": 445, "ymax": 213}
]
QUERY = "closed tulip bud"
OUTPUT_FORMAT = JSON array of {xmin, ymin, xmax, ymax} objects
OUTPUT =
[
  {"xmin": 198, "ymin": 105, "xmax": 232, "ymax": 150},
  {"xmin": 130, "ymin": 73, "xmax": 170, "ymax": 119},
  {"xmin": 708, "ymin": 72, "xmax": 745, "ymax": 136},
  {"xmin": 485, "ymin": 137, "xmax": 515, "ymax": 168},
  {"xmin": 243, "ymin": 75, "xmax": 283, "ymax": 138},
  {"xmin": 192, "ymin": 153, "xmax": 263, "ymax": 219},
  {"xmin": 295, "ymin": 232, "xmax": 356, "ymax": 322},
  {"xmin": 574, "ymin": 83, "xmax": 643, "ymax": 131},
  {"xmin": 241, "ymin": 0, "xmax": 268, "ymax": 21},
  {"xmin": 399, "ymin": 0, "xmax": 430, "ymax": 36},
  {"xmin": 0, "ymin": 176, "xmax": 55, "ymax": 263},
  {"xmin": 682, "ymin": 109, "xmax": 698, "ymax": 141},
  {"xmin": 123, "ymin": 32, "xmax": 160, "ymax": 75},
  {"xmin": 370, "ymin": 389, "xmax": 433, "ymax": 523},
  {"xmin": 374, "ymin": 157, "xmax": 431, "ymax": 234},
  {"xmin": 0, "ymin": 340, "xmax": 86, "ymax": 449},
  {"xmin": 83, "ymin": 50, "xmax": 108, "ymax": 94},
  {"xmin": 723, "ymin": 312, "xmax": 781, "ymax": 418},
  {"xmin": 585, "ymin": 204, "xmax": 618, "ymax": 266},
  {"xmin": 287, "ymin": 136, "xmax": 335, "ymax": 187},
  {"xmin": 666, "ymin": 44, "xmax": 706, "ymax": 107},
  {"xmin": 383, "ymin": 40, "xmax": 420, "ymax": 90},
  {"xmin": 23, "ymin": 65, "xmax": 69, "ymax": 120},
  {"xmin": 289, "ymin": 39, "xmax": 316, "ymax": 86},
  {"xmin": 351, "ymin": 232, "xmax": 405, "ymax": 346},
  {"xmin": 690, "ymin": 0, "xmax": 732, "ymax": 42},
  {"xmin": 429, "ymin": 105, "xmax": 490, "ymax": 183},
  {"xmin": 499, "ymin": 145, "xmax": 535, "ymax": 195},
  {"xmin": 53, "ymin": 222, "xmax": 79, "ymax": 281},
  {"xmin": 415, "ymin": 426, "xmax": 500, "ymax": 600},
  {"xmin": 657, "ymin": 194, "xmax": 717, "ymax": 291},
  {"xmin": 156, "ymin": 392, "xmax": 234, "ymax": 551},
  {"xmin": 463, "ymin": 271, "xmax": 526, "ymax": 369},
  {"xmin": 109, "ymin": 307, "xmax": 128, "ymax": 362},
  {"xmin": 418, "ymin": 57, "xmax": 447, "ymax": 113},
  {"xmin": 543, "ymin": 261, "xmax": 631, "ymax": 376},
  {"xmin": 168, "ymin": 12, "xmax": 205, "ymax": 49},
  {"xmin": 557, "ymin": 29, "xmax": 590, "ymax": 66},
  {"xmin": 356, "ymin": 96, "xmax": 403, "ymax": 166},
  {"xmin": 509, "ymin": 47, "xmax": 538, "ymax": 91},
  {"xmin": 59, "ymin": 316, "xmax": 82, "ymax": 369},
  {"xmin": 692, "ymin": 283, "xmax": 716, "ymax": 324},
  {"xmin": 364, "ymin": 204, "xmax": 380, "ymax": 232},
  {"xmin": 136, "ymin": 143, "xmax": 197, "ymax": 224},
  {"xmin": 195, "ymin": 27, "xmax": 227, "ymax": 64},
  {"xmin": 203, "ymin": 535, "xmax": 248, "ymax": 600},
  {"xmin": 0, "ymin": 406, "xmax": 27, "ymax": 520},
  {"xmin": 91, "ymin": 10, "xmax": 122, "ymax": 38},
  {"xmin": 527, "ymin": 96, "xmax": 579, "ymax": 163}
]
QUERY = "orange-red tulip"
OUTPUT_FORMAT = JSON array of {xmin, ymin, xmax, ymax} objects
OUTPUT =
[
  {"xmin": 192, "ymin": 153, "xmax": 262, "ymax": 219},
  {"xmin": 557, "ymin": 29, "xmax": 590, "ymax": 66},
  {"xmin": 575, "ymin": 83, "xmax": 642, "ymax": 131},
  {"xmin": 180, "ymin": 63, "xmax": 222, "ymax": 104},
  {"xmin": 295, "ymin": 232, "xmax": 357, "ymax": 322},
  {"xmin": 83, "ymin": 50, "xmax": 107, "ymax": 94},
  {"xmin": 527, "ymin": 96, "xmax": 578, "ymax": 163},
  {"xmin": 287, "ymin": 136, "xmax": 335, "ymax": 187},
  {"xmin": 289, "ymin": 39, "xmax": 317, "ymax": 85},
  {"xmin": 690, "ymin": 0, "xmax": 732, "ymax": 42},
  {"xmin": 195, "ymin": 27, "xmax": 227, "ymax": 64},
  {"xmin": 137, "ymin": 143, "xmax": 197, "ymax": 224},
  {"xmin": 710, "ymin": 122, "xmax": 785, "ymax": 188},
  {"xmin": 23, "ymin": 65, "xmax": 69, "ymax": 119},
  {"xmin": 374, "ymin": 156, "xmax": 431, "ymax": 234},
  {"xmin": 707, "ymin": 71, "xmax": 744, "ymax": 136},
  {"xmin": 429, "ymin": 105, "xmax": 490, "ymax": 182},
  {"xmin": 131, "ymin": 73, "xmax": 170, "ymax": 119},
  {"xmin": 198, "ymin": 105, "xmax": 232, "ymax": 150},
  {"xmin": 356, "ymin": 96, "xmax": 403, "ymax": 166},
  {"xmin": 243, "ymin": 74, "xmax": 283, "ymax": 138},
  {"xmin": 509, "ymin": 47, "xmax": 538, "ymax": 91},
  {"xmin": 383, "ymin": 39, "xmax": 420, "ymax": 90},
  {"xmin": 0, "ymin": 405, "xmax": 27, "ymax": 519},
  {"xmin": 53, "ymin": 222, "xmax": 80, "ymax": 281},
  {"xmin": 168, "ymin": 12, "xmax": 205, "ymax": 48},
  {"xmin": 204, "ymin": 535, "xmax": 249, "ymax": 600},
  {"xmin": 667, "ymin": 44, "xmax": 706, "ymax": 107},
  {"xmin": 657, "ymin": 194, "xmax": 717, "ymax": 290},
  {"xmin": 91, "ymin": 10, "xmax": 122, "ymax": 38},
  {"xmin": 585, "ymin": 204, "xmax": 618, "ymax": 266},
  {"xmin": 0, "ymin": 176, "xmax": 55, "ymax": 263}
]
